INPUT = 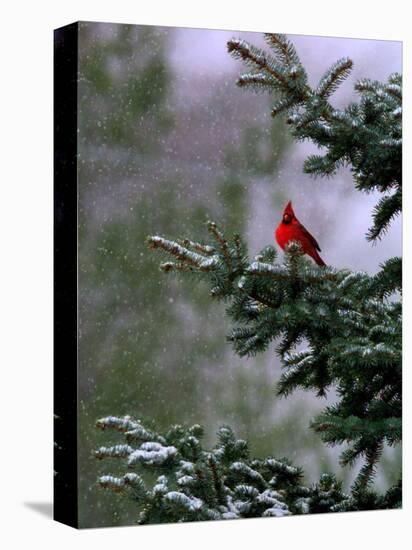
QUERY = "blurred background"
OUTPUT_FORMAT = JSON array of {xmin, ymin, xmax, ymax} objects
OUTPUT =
[{"xmin": 77, "ymin": 22, "xmax": 402, "ymax": 527}]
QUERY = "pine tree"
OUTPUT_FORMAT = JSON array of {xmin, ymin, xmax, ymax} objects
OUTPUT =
[{"xmin": 96, "ymin": 34, "xmax": 402, "ymax": 522}]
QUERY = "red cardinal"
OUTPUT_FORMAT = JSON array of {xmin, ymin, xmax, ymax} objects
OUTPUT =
[{"xmin": 275, "ymin": 201, "xmax": 326, "ymax": 266}]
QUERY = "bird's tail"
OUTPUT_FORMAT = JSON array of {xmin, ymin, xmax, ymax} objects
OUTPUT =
[{"xmin": 312, "ymin": 250, "xmax": 326, "ymax": 267}]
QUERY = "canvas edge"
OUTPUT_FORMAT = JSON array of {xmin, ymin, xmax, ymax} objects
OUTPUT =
[{"xmin": 53, "ymin": 21, "xmax": 79, "ymax": 529}]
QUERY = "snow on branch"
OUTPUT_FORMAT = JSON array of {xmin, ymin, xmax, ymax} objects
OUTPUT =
[{"xmin": 147, "ymin": 236, "xmax": 219, "ymax": 271}]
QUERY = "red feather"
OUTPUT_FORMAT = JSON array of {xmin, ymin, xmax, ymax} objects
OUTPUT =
[{"xmin": 275, "ymin": 201, "xmax": 326, "ymax": 266}]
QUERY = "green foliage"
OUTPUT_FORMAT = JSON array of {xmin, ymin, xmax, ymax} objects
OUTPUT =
[
  {"xmin": 147, "ymin": 223, "xmax": 401, "ymax": 492},
  {"xmin": 95, "ymin": 416, "xmax": 400, "ymax": 523},
  {"xmin": 228, "ymin": 34, "xmax": 402, "ymax": 242}
]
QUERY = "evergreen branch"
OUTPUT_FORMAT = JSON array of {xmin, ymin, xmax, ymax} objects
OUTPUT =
[
  {"xmin": 99, "ymin": 473, "xmax": 146, "ymax": 496},
  {"xmin": 366, "ymin": 189, "xmax": 402, "ymax": 241},
  {"xmin": 351, "ymin": 441, "xmax": 384, "ymax": 493},
  {"xmin": 207, "ymin": 221, "xmax": 231, "ymax": 258},
  {"xmin": 237, "ymin": 73, "xmax": 278, "ymax": 93},
  {"xmin": 304, "ymin": 153, "xmax": 342, "ymax": 176},
  {"xmin": 247, "ymin": 261, "xmax": 288, "ymax": 278},
  {"xmin": 263, "ymin": 33, "xmax": 300, "ymax": 66},
  {"xmin": 316, "ymin": 57, "xmax": 353, "ymax": 98},
  {"xmin": 95, "ymin": 444, "xmax": 133, "ymax": 460},
  {"xmin": 354, "ymin": 78, "xmax": 384, "ymax": 94},
  {"xmin": 227, "ymin": 39, "xmax": 287, "ymax": 85},
  {"xmin": 370, "ymin": 257, "xmax": 402, "ymax": 298},
  {"xmin": 271, "ymin": 96, "xmax": 301, "ymax": 117},
  {"xmin": 385, "ymin": 83, "xmax": 402, "ymax": 100},
  {"xmin": 147, "ymin": 236, "xmax": 219, "ymax": 271},
  {"xmin": 160, "ymin": 261, "xmax": 195, "ymax": 273},
  {"xmin": 180, "ymin": 238, "xmax": 215, "ymax": 256},
  {"xmin": 388, "ymin": 72, "xmax": 402, "ymax": 85},
  {"xmin": 311, "ymin": 415, "xmax": 401, "ymax": 447},
  {"xmin": 148, "ymin": 217, "xmax": 401, "ymax": 492},
  {"xmin": 96, "ymin": 415, "xmax": 139, "ymax": 433},
  {"xmin": 96, "ymin": 418, "xmax": 400, "ymax": 521}
]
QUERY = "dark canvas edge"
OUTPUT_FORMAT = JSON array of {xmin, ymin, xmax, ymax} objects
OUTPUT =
[{"xmin": 53, "ymin": 21, "xmax": 79, "ymax": 529}]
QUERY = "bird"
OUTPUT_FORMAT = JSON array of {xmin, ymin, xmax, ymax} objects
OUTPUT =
[{"xmin": 275, "ymin": 201, "xmax": 326, "ymax": 266}]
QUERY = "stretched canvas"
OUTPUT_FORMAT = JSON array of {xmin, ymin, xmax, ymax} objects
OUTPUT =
[{"xmin": 54, "ymin": 21, "xmax": 402, "ymax": 528}]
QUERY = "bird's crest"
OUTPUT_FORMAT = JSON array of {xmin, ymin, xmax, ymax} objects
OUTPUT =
[{"xmin": 283, "ymin": 201, "xmax": 295, "ymax": 218}]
